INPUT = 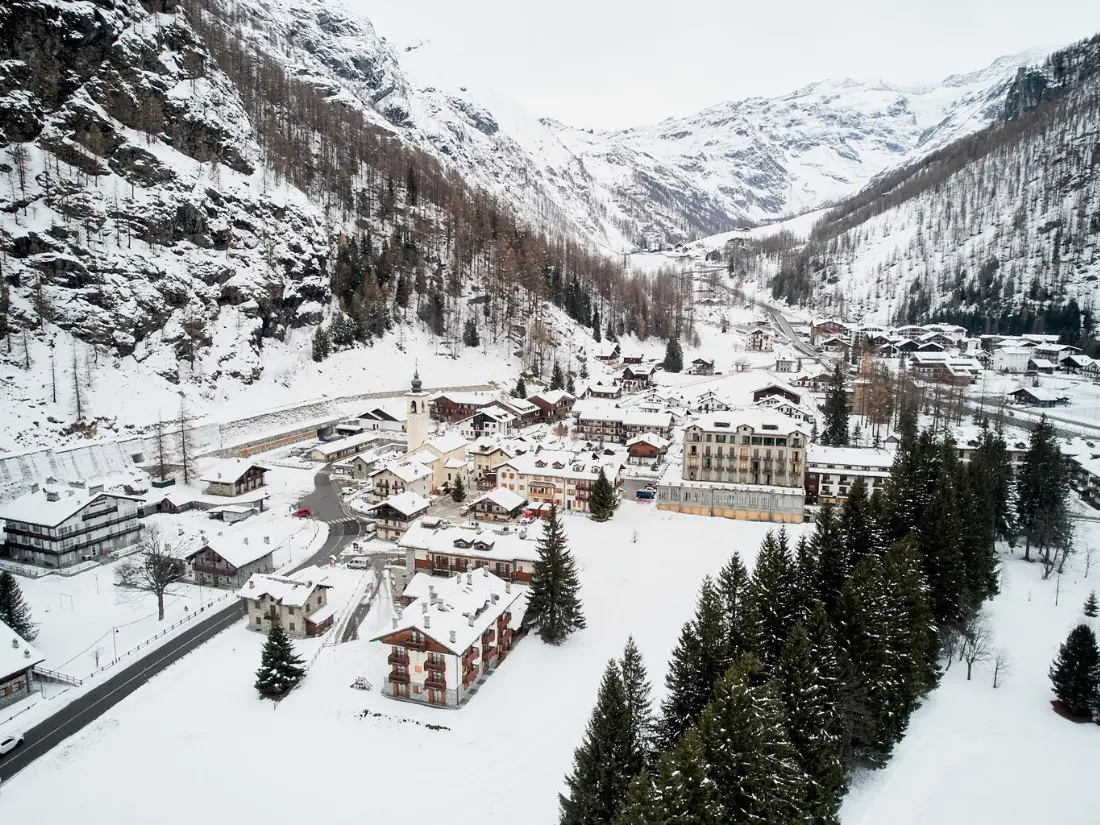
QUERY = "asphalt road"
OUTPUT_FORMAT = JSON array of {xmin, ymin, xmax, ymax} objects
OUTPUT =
[{"xmin": 0, "ymin": 466, "xmax": 362, "ymax": 784}]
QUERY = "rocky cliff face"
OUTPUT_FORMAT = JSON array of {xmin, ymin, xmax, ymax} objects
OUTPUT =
[{"xmin": 0, "ymin": 0, "xmax": 329, "ymax": 383}]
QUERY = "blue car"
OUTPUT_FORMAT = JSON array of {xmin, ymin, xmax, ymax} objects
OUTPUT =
[{"xmin": 636, "ymin": 487, "xmax": 656, "ymax": 500}]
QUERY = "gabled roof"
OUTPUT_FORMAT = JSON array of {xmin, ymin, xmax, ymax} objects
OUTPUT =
[
  {"xmin": 626, "ymin": 433, "xmax": 670, "ymax": 451},
  {"xmin": 237, "ymin": 567, "xmax": 331, "ymax": 607},
  {"xmin": 425, "ymin": 431, "xmax": 469, "ymax": 456},
  {"xmin": 199, "ymin": 459, "xmax": 269, "ymax": 485},
  {"xmin": 367, "ymin": 491, "xmax": 431, "ymax": 517},
  {"xmin": 0, "ymin": 485, "xmax": 140, "ymax": 528},
  {"xmin": 472, "ymin": 487, "xmax": 528, "ymax": 511},
  {"xmin": 529, "ymin": 389, "xmax": 575, "ymax": 406},
  {"xmin": 1009, "ymin": 386, "xmax": 1067, "ymax": 403},
  {"xmin": 371, "ymin": 569, "xmax": 528, "ymax": 655},
  {"xmin": 183, "ymin": 537, "xmax": 274, "ymax": 568},
  {"xmin": 0, "ymin": 618, "xmax": 45, "ymax": 679},
  {"xmin": 372, "ymin": 460, "xmax": 433, "ymax": 484}
]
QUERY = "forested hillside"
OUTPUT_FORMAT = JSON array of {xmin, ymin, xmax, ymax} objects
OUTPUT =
[{"xmin": 732, "ymin": 36, "xmax": 1100, "ymax": 336}]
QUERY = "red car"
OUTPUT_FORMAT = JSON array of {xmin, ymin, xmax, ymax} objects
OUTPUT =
[{"xmin": 293, "ymin": 507, "xmax": 312, "ymax": 518}]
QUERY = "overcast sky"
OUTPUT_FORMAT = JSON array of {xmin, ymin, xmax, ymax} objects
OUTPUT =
[{"xmin": 355, "ymin": 0, "xmax": 1100, "ymax": 129}]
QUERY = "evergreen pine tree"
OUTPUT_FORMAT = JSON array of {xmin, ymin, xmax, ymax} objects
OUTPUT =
[
  {"xmin": 1049, "ymin": 624, "xmax": 1100, "ymax": 717},
  {"xmin": 778, "ymin": 624, "xmax": 847, "ymax": 825},
  {"xmin": 661, "ymin": 337, "xmax": 683, "ymax": 373},
  {"xmin": 579, "ymin": 360, "xmax": 589, "ymax": 380},
  {"xmin": 254, "ymin": 625, "xmax": 305, "ymax": 699},
  {"xmin": 716, "ymin": 552, "xmax": 751, "ymax": 662},
  {"xmin": 551, "ymin": 362, "xmax": 566, "ymax": 391},
  {"xmin": 655, "ymin": 622, "xmax": 704, "ymax": 752},
  {"xmin": 1084, "ymin": 591, "xmax": 1099, "ymax": 619},
  {"xmin": 560, "ymin": 660, "xmax": 633, "ymax": 825},
  {"xmin": 791, "ymin": 536, "xmax": 820, "ymax": 624},
  {"xmin": 592, "ymin": 308, "xmax": 602, "ymax": 343},
  {"xmin": 698, "ymin": 655, "xmax": 809, "ymax": 825},
  {"xmin": 606, "ymin": 319, "xmax": 617, "ymax": 342},
  {"xmin": 839, "ymin": 478, "xmax": 873, "ymax": 567},
  {"xmin": 394, "ymin": 273, "xmax": 411, "ymax": 309},
  {"xmin": 612, "ymin": 773, "xmax": 668, "ymax": 825},
  {"xmin": 513, "ymin": 376, "xmax": 527, "ymax": 399},
  {"xmin": 897, "ymin": 401, "xmax": 919, "ymax": 447},
  {"xmin": 656, "ymin": 578, "xmax": 733, "ymax": 751},
  {"xmin": 462, "ymin": 317, "xmax": 480, "ymax": 347},
  {"xmin": 620, "ymin": 636, "xmax": 655, "ymax": 773},
  {"xmin": 451, "ymin": 475, "xmax": 466, "ymax": 503},
  {"xmin": 1017, "ymin": 416, "xmax": 1071, "ymax": 565},
  {"xmin": 744, "ymin": 530, "xmax": 797, "ymax": 670},
  {"xmin": 311, "ymin": 326, "xmax": 330, "ymax": 362},
  {"xmin": 567, "ymin": 374, "xmax": 576, "ymax": 396},
  {"xmin": 526, "ymin": 505, "xmax": 586, "ymax": 644},
  {"xmin": 588, "ymin": 468, "xmax": 618, "ymax": 522},
  {"xmin": 655, "ymin": 729, "xmax": 725, "ymax": 825},
  {"xmin": 822, "ymin": 365, "xmax": 849, "ymax": 446},
  {"xmin": 0, "ymin": 571, "xmax": 37, "ymax": 641},
  {"xmin": 810, "ymin": 503, "xmax": 847, "ymax": 620}
]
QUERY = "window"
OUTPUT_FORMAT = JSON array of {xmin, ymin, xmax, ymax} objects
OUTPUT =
[
  {"xmin": 255, "ymin": 617, "xmax": 262, "ymax": 625},
  {"xmin": 289, "ymin": 622, "xmax": 295, "ymax": 631}
]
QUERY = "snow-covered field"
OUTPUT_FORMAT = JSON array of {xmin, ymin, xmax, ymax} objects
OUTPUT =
[{"xmin": 0, "ymin": 505, "xmax": 802, "ymax": 821}]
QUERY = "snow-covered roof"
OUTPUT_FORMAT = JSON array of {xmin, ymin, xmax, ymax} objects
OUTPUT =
[
  {"xmin": 429, "ymin": 391, "xmax": 498, "ymax": 406},
  {"xmin": 529, "ymin": 389, "xmax": 575, "ymax": 406},
  {"xmin": 184, "ymin": 534, "xmax": 276, "ymax": 568},
  {"xmin": 426, "ymin": 431, "xmax": 469, "ymax": 456},
  {"xmin": 806, "ymin": 445, "xmax": 895, "ymax": 470},
  {"xmin": 0, "ymin": 618, "xmax": 45, "ymax": 679},
  {"xmin": 367, "ymin": 491, "xmax": 431, "ymax": 517},
  {"xmin": 398, "ymin": 520, "xmax": 543, "ymax": 562},
  {"xmin": 501, "ymin": 449, "xmax": 622, "ymax": 483},
  {"xmin": 373, "ymin": 569, "xmax": 528, "ymax": 655},
  {"xmin": 309, "ymin": 431, "xmax": 380, "ymax": 458},
  {"xmin": 1027, "ymin": 358, "xmax": 1056, "ymax": 369},
  {"xmin": 444, "ymin": 458, "xmax": 469, "ymax": 469},
  {"xmin": 689, "ymin": 408, "xmax": 807, "ymax": 435},
  {"xmin": 626, "ymin": 433, "xmax": 670, "ymax": 450},
  {"xmin": 753, "ymin": 380, "xmax": 804, "ymax": 399},
  {"xmin": 0, "ymin": 485, "xmax": 139, "ymax": 528},
  {"xmin": 1010, "ymin": 386, "xmax": 1067, "ymax": 402},
  {"xmin": 237, "ymin": 567, "xmax": 331, "ymax": 607},
  {"xmin": 199, "ymin": 458, "xmax": 269, "ymax": 485},
  {"xmin": 473, "ymin": 407, "xmax": 516, "ymax": 425},
  {"xmin": 496, "ymin": 397, "xmax": 539, "ymax": 416},
  {"xmin": 472, "ymin": 487, "xmax": 528, "ymax": 511},
  {"xmin": 572, "ymin": 400, "xmax": 624, "ymax": 420},
  {"xmin": 373, "ymin": 460, "xmax": 433, "ymax": 484},
  {"xmin": 622, "ymin": 409, "xmax": 672, "ymax": 429}
]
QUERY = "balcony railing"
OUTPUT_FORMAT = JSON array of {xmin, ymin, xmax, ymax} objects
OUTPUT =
[
  {"xmin": 388, "ymin": 651, "xmax": 409, "ymax": 666},
  {"xmin": 424, "ymin": 657, "xmax": 445, "ymax": 672},
  {"xmin": 389, "ymin": 669, "xmax": 410, "ymax": 684},
  {"xmin": 425, "ymin": 673, "xmax": 446, "ymax": 689},
  {"xmin": 406, "ymin": 637, "xmax": 426, "ymax": 651}
]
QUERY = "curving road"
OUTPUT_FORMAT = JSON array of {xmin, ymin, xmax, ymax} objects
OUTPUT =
[{"xmin": 0, "ymin": 467, "xmax": 361, "ymax": 784}]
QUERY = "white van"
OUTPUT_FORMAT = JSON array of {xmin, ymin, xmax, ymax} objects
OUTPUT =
[
  {"xmin": 361, "ymin": 521, "xmax": 377, "ymax": 539},
  {"xmin": 348, "ymin": 556, "xmax": 371, "ymax": 570}
]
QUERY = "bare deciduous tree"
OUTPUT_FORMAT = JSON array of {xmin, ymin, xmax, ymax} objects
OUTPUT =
[
  {"xmin": 177, "ymin": 394, "xmax": 196, "ymax": 485},
  {"xmin": 91, "ymin": 645, "xmax": 104, "ymax": 668},
  {"xmin": 153, "ymin": 412, "xmax": 170, "ymax": 483},
  {"xmin": 961, "ymin": 615, "xmax": 995, "ymax": 681},
  {"xmin": 992, "ymin": 648, "xmax": 1011, "ymax": 688},
  {"xmin": 114, "ymin": 527, "xmax": 186, "ymax": 621}
]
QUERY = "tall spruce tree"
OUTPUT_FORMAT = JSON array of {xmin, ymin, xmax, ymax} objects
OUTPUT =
[
  {"xmin": 821, "ymin": 365, "xmax": 849, "ymax": 446},
  {"xmin": 254, "ymin": 625, "xmax": 306, "ymax": 699},
  {"xmin": 513, "ymin": 376, "xmax": 528, "ymax": 399},
  {"xmin": 620, "ymin": 636, "xmax": 655, "ymax": 773},
  {"xmin": 592, "ymin": 308, "xmax": 602, "ymax": 343},
  {"xmin": 883, "ymin": 537, "xmax": 941, "ymax": 708},
  {"xmin": 654, "ymin": 729, "xmax": 724, "ymax": 825},
  {"xmin": 698, "ymin": 655, "xmax": 809, "ymax": 825},
  {"xmin": 1049, "ymin": 623, "xmax": 1100, "ymax": 717},
  {"xmin": 717, "ymin": 552, "xmax": 751, "ymax": 661},
  {"xmin": 661, "ymin": 337, "xmax": 683, "ymax": 373},
  {"xmin": 655, "ymin": 579, "xmax": 728, "ymax": 751},
  {"xmin": 1084, "ymin": 591, "xmax": 1099, "ymax": 619},
  {"xmin": 588, "ymin": 468, "xmax": 618, "ymax": 522},
  {"xmin": 451, "ymin": 474, "xmax": 466, "ymax": 503},
  {"xmin": 839, "ymin": 478, "xmax": 873, "ymax": 567},
  {"xmin": 612, "ymin": 773, "xmax": 667, "ymax": 825},
  {"xmin": 777, "ymin": 624, "xmax": 847, "ymax": 825},
  {"xmin": 526, "ymin": 505, "xmax": 586, "ymax": 644},
  {"xmin": 0, "ymin": 571, "xmax": 37, "ymax": 641},
  {"xmin": 745, "ymin": 530, "xmax": 797, "ymax": 670},
  {"xmin": 551, "ymin": 362, "xmax": 566, "ymax": 391},
  {"xmin": 791, "ymin": 536, "xmax": 820, "ymax": 623},
  {"xmin": 810, "ymin": 503, "xmax": 847, "ymax": 620},
  {"xmin": 560, "ymin": 660, "xmax": 633, "ymax": 825},
  {"xmin": 1017, "ymin": 416, "xmax": 1071, "ymax": 566}
]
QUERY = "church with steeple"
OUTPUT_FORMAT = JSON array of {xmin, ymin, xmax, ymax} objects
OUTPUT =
[{"xmin": 406, "ymin": 368, "xmax": 429, "ymax": 453}]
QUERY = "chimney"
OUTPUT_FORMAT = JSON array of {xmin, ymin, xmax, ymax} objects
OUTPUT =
[
  {"xmin": 30, "ymin": 483, "xmax": 39, "ymax": 494},
  {"xmin": 449, "ymin": 630, "xmax": 456, "ymax": 644},
  {"xmin": 424, "ymin": 615, "xmax": 431, "ymax": 629},
  {"xmin": 392, "ymin": 617, "xmax": 399, "ymax": 629},
  {"xmin": 506, "ymin": 582, "xmax": 512, "ymax": 594},
  {"xmin": 422, "ymin": 602, "xmax": 429, "ymax": 614},
  {"xmin": 249, "ymin": 580, "xmax": 254, "ymax": 589},
  {"xmin": 264, "ymin": 536, "xmax": 270, "ymax": 545},
  {"xmin": 482, "ymin": 567, "xmax": 488, "ymax": 576},
  {"xmin": 468, "ymin": 615, "xmax": 474, "ymax": 627},
  {"xmin": 243, "ymin": 537, "xmax": 249, "ymax": 545},
  {"xmin": 46, "ymin": 490, "xmax": 60, "ymax": 502},
  {"xmin": 10, "ymin": 638, "xmax": 17, "ymax": 649},
  {"xmin": 24, "ymin": 648, "xmax": 31, "ymax": 658},
  {"xmin": 466, "ymin": 572, "xmax": 472, "ymax": 585},
  {"xmin": 491, "ymin": 593, "xmax": 499, "ymax": 603},
  {"xmin": 396, "ymin": 607, "xmax": 403, "ymax": 618}
]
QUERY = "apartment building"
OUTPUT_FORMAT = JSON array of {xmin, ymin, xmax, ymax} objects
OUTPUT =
[
  {"xmin": 497, "ymin": 449, "xmax": 623, "ymax": 514},
  {"xmin": 804, "ymin": 446, "xmax": 895, "ymax": 505},
  {"xmin": 681, "ymin": 410, "xmax": 807, "ymax": 488}
]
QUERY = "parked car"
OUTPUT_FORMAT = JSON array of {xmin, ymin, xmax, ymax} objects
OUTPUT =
[
  {"xmin": 519, "ymin": 514, "xmax": 535, "ymax": 525},
  {"xmin": 0, "ymin": 733, "xmax": 24, "ymax": 756},
  {"xmin": 636, "ymin": 487, "xmax": 656, "ymax": 500},
  {"xmin": 347, "ymin": 556, "xmax": 371, "ymax": 570},
  {"xmin": 292, "ymin": 507, "xmax": 312, "ymax": 518}
]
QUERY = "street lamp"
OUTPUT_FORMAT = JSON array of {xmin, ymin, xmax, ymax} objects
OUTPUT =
[{"xmin": 112, "ymin": 627, "xmax": 118, "ymax": 663}]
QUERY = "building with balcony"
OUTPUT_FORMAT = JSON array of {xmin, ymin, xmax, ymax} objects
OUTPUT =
[
  {"xmin": 468, "ymin": 488, "xmax": 528, "ymax": 522},
  {"xmin": 238, "ymin": 566, "xmax": 335, "ymax": 638},
  {"xmin": 199, "ymin": 459, "xmax": 270, "ymax": 497},
  {"xmin": 1, "ymin": 619, "xmax": 45, "ymax": 710},
  {"xmin": 681, "ymin": 410, "xmax": 807, "ymax": 487},
  {"xmin": 182, "ymin": 536, "xmax": 276, "ymax": 589},
  {"xmin": 497, "ymin": 449, "xmax": 623, "ymax": 514},
  {"xmin": 804, "ymin": 446, "xmax": 895, "ymax": 506},
  {"xmin": 363, "ymin": 492, "xmax": 432, "ymax": 541},
  {"xmin": 0, "ymin": 481, "xmax": 143, "ymax": 569},
  {"xmin": 369, "ymin": 460, "xmax": 433, "ymax": 501},
  {"xmin": 370, "ymin": 568, "xmax": 528, "ymax": 708},
  {"xmin": 528, "ymin": 390, "xmax": 576, "ymax": 421},
  {"xmin": 399, "ymin": 519, "xmax": 542, "ymax": 583}
]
